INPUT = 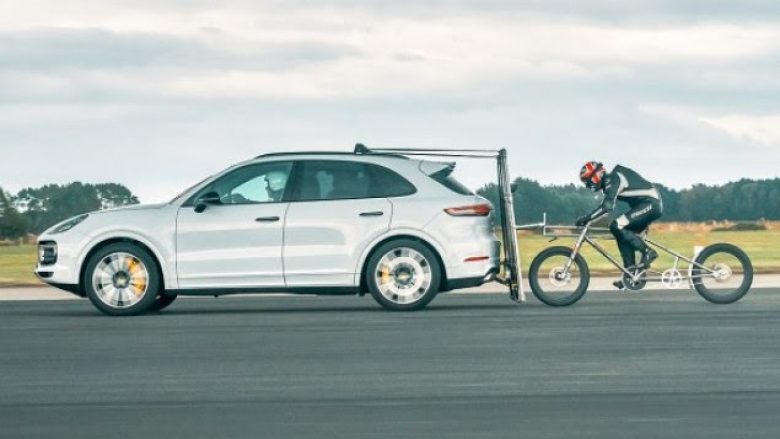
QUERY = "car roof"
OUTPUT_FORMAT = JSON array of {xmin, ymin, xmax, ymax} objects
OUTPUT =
[{"xmin": 255, "ymin": 151, "xmax": 409, "ymax": 160}]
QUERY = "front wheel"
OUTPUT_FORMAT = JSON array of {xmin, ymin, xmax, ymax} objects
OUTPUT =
[
  {"xmin": 150, "ymin": 294, "xmax": 177, "ymax": 312},
  {"xmin": 529, "ymin": 246, "xmax": 590, "ymax": 306},
  {"xmin": 84, "ymin": 243, "xmax": 161, "ymax": 316},
  {"xmin": 692, "ymin": 243, "xmax": 753, "ymax": 304}
]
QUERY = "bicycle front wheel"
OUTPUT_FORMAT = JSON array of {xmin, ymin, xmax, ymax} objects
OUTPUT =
[
  {"xmin": 692, "ymin": 243, "xmax": 753, "ymax": 304},
  {"xmin": 529, "ymin": 246, "xmax": 590, "ymax": 306}
]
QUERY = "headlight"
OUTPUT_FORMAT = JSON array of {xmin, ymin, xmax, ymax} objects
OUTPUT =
[{"xmin": 50, "ymin": 214, "xmax": 89, "ymax": 234}]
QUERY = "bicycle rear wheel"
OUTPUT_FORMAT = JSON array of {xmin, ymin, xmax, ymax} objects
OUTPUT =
[
  {"xmin": 529, "ymin": 246, "xmax": 590, "ymax": 307},
  {"xmin": 692, "ymin": 243, "xmax": 753, "ymax": 304}
]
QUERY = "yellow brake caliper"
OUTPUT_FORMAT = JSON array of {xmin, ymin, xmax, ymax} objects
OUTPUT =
[
  {"xmin": 127, "ymin": 259, "xmax": 147, "ymax": 295},
  {"xmin": 380, "ymin": 265, "xmax": 391, "ymax": 285}
]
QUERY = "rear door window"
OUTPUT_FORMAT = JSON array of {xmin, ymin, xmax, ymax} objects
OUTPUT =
[
  {"xmin": 295, "ymin": 161, "xmax": 370, "ymax": 201},
  {"xmin": 293, "ymin": 160, "xmax": 416, "ymax": 201}
]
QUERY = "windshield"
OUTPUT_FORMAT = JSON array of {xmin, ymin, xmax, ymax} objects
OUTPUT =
[{"xmin": 169, "ymin": 174, "xmax": 214, "ymax": 204}]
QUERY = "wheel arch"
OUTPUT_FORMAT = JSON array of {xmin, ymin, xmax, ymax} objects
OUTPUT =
[
  {"xmin": 357, "ymin": 233, "xmax": 448, "ymax": 294},
  {"xmin": 78, "ymin": 237, "xmax": 167, "ymax": 295}
]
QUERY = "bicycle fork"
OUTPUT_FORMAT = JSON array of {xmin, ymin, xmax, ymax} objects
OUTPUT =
[{"xmin": 562, "ymin": 224, "xmax": 590, "ymax": 276}]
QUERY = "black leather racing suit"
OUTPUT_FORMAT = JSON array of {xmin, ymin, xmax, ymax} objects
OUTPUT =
[{"xmin": 584, "ymin": 165, "xmax": 664, "ymax": 268}]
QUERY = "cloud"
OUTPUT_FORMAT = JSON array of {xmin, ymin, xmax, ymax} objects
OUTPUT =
[
  {"xmin": 640, "ymin": 105, "xmax": 780, "ymax": 146},
  {"xmin": 3, "ymin": 18, "xmax": 777, "ymax": 102},
  {"xmin": 700, "ymin": 114, "xmax": 780, "ymax": 146},
  {"xmin": 0, "ymin": 1, "xmax": 779, "ymax": 203},
  {"xmin": 0, "ymin": 28, "xmax": 361, "ymax": 71},
  {"xmin": 6, "ymin": 0, "xmax": 780, "ymax": 26}
]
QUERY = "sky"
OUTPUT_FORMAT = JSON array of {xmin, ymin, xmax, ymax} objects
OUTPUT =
[{"xmin": 1, "ymin": 0, "xmax": 778, "ymax": 203}]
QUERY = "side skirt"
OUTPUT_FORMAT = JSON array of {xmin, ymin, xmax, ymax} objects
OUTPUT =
[{"xmin": 167, "ymin": 286, "xmax": 359, "ymax": 297}]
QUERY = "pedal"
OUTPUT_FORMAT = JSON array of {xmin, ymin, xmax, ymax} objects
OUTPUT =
[{"xmin": 621, "ymin": 271, "xmax": 647, "ymax": 291}]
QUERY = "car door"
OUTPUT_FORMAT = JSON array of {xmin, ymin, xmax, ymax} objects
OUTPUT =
[
  {"xmin": 283, "ymin": 160, "xmax": 392, "ymax": 287},
  {"xmin": 175, "ymin": 161, "xmax": 293, "ymax": 289}
]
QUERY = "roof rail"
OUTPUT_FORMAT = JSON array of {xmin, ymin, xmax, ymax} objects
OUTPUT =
[
  {"xmin": 354, "ymin": 143, "xmax": 501, "ymax": 158},
  {"xmin": 255, "ymin": 151, "xmax": 355, "ymax": 159},
  {"xmin": 256, "ymin": 146, "xmax": 410, "ymax": 160}
]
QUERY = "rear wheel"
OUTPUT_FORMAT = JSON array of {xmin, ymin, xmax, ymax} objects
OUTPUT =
[
  {"xmin": 692, "ymin": 243, "xmax": 753, "ymax": 304},
  {"xmin": 84, "ymin": 243, "xmax": 161, "ymax": 316},
  {"xmin": 529, "ymin": 246, "xmax": 590, "ymax": 306},
  {"xmin": 366, "ymin": 239, "xmax": 441, "ymax": 311}
]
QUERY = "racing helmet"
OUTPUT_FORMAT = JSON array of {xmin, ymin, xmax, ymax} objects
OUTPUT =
[{"xmin": 579, "ymin": 161, "xmax": 605, "ymax": 191}]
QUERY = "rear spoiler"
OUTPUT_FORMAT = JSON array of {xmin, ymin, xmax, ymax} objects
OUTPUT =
[{"xmin": 419, "ymin": 161, "xmax": 455, "ymax": 176}]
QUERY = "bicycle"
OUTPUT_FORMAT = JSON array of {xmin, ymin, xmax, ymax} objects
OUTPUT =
[{"xmin": 526, "ymin": 220, "xmax": 754, "ymax": 306}]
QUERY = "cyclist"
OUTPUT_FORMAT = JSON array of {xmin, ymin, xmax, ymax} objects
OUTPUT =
[{"xmin": 576, "ymin": 161, "xmax": 663, "ymax": 289}]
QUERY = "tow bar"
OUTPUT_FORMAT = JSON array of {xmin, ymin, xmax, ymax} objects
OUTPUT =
[{"xmin": 355, "ymin": 144, "xmax": 525, "ymax": 303}]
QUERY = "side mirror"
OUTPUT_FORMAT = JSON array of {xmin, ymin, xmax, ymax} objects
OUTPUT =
[{"xmin": 194, "ymin": 191, "xmax": 221, "ymax": 213}]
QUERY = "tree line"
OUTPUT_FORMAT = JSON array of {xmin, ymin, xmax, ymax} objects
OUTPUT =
[
  {"xmin": 1, "ymin": 177, "xmax": 779, "ymax": 239},
  {"xmin": 477, "ymin": 177, "xmax": 780, "ymax": 225},
  {"xmin": 0, "ymin": 182, "xmax": 139, "ymax": 239}
]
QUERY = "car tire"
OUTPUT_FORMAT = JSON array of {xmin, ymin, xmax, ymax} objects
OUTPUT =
[
  {"xmin": 150, "ymin": 294, "xmax": 178, "ymax": 312},
  {"xmin": 84, "ymin": 242, "xmax": 161, "ymax": 316},
  {"xmin": 366, "ymin": 239, "xmax": 441, "ymax": 311}
]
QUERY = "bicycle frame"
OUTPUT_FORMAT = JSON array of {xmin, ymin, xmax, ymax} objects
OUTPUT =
[{"xmin": 545, "ymin": 222, "xmax": 717, "ymax": 285}]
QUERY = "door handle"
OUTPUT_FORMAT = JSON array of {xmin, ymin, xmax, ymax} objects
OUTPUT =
[
  {"xmin": 255, "ymin": 216, "xmax": 280, "ymax": 222},
  {"xmin": 359, "ymin": 211, "xmax": 385, "ymax": 217}
]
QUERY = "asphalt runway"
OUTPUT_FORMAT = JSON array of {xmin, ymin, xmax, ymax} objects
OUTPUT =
[{"xmin": 1, "ymin": 288, "xmax": 779, "ymax": 438}]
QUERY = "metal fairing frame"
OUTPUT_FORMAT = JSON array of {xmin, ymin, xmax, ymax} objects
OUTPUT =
[{"xmin": 354, "ymin": 143, "xmax": 525, "ymax": 302}]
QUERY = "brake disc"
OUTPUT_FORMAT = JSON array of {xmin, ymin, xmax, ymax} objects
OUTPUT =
[
  {"xmin": 712, "ymin": 263, "xmax": 733, "ymax": 283},
  {"xmin": 661, "ymin": 268, "xmax": 683, "ymax": 289},
  {"xmin": 549, "ymin": 268, "xmax": 571, "ymax": 287}
]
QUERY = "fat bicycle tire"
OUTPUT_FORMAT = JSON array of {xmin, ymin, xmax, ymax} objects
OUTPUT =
[
  {"xmin": 692, "ymin": 243, "xmax": 753, "ymax": 304},
  {"xmin": 529, "ymin": 246, "xmax": 591, "ymax": 307}
]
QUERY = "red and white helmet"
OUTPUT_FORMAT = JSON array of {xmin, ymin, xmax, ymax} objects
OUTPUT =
[{"xmin": 579, "ymin": 161, "xmax": 605, "ymax": 191}]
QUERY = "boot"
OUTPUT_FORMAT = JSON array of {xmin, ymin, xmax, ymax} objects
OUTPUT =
[
  {"xmin": 639, "ymin": 247, "xmax": 658, "ymax": 269},
  {"xmin": 613, "ymin": 280, "xmax": 625, "ymax": 290},
  {"xmin": 623, "ymin": 230, "xmax": 656, "ymax": 268},
  {"xmin": 616, "ymin": 241, "xmax": 636, "ymax": 270}
]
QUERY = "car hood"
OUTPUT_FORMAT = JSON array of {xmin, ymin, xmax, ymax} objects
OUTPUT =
[{"xmin": 94, "ymin": 202, "xmax": 170, "ymax": 215}]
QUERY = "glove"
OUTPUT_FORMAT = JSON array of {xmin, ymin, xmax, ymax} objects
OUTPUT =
[{"xmin": 575, "ymin": 215, "xmax": 589, "ymax": 227}]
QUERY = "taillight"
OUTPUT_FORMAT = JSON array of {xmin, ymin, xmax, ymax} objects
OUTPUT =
[{"xmin": 444, "ymin": 204, "xmax": 492, "ymax": 217}]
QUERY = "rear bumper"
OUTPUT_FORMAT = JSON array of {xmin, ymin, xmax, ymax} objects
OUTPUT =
[
  {"xmin": 444, "ymin": 265, "xmax": 499, "ymax": 291},
  {"xmin": 446, "ymin": 238, "xmax": 500, "ymax": 276},
  {"xmin": 443, "ymin": 240, "xmax": 500, "ymax": 291}
]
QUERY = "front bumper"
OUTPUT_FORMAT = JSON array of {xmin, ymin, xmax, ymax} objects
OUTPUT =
[
  {"xmin": 34, "ymin": 275, "xmax": 83, "ymax": 296},
  {"xmin": 34, "ymin": 237, "xmax": 83, "ymax": 295}
]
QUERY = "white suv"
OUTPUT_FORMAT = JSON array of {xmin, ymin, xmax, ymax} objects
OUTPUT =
[{"xmin": 35, "ymin": 150, "xmax": 500, "ymax": 315}]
